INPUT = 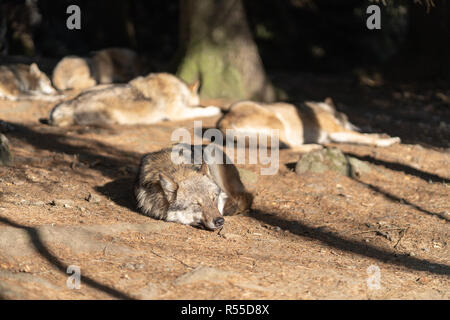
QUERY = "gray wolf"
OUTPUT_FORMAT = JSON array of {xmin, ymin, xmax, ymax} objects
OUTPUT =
[
  {"xmin": 217, "ymin": 99, "xmax": 400, "ymax": 150},
  {"xmin": 48, "ymin": 72, "xmax": 221, "ymax": 126},
  {"xmin": 134, "ymin": 144, "xmax": 252, "ymax": 230},
  {"xmin": 0, "ymin": 63, "xmax": 59, "ymax": 100},
  {"xmin": 52, "ymin": 48, "xmax": 142, "ymax": 91}
]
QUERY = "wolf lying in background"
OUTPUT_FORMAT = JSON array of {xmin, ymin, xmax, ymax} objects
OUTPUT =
[
  {"xmin": 135, "ymin": 144, "xmax": 252, "ymax": 230},
  {"xmin": 217, "ymin": 99, "xmax": 400, "ymax": 149},
  {"xmin": 0, "ymin": 63, "xmax": 60, "ymax": 100},
  {"xmin": 48, "ymin": 72, "xmax": 221, "ymax": 126},
  {"xmin": 52, "ymin": 48, "xmax": 142, "ymax": 91}
]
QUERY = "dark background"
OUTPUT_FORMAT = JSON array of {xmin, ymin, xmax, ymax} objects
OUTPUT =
[
  {"xmin": 1, "ymin": 0, "xmax": 449, "ymax": 148},
  {"xmin": 0, "ymin": 0, "xmax": 438, "ymax": 76}
]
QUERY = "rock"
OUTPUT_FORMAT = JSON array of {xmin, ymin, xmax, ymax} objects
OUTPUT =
[
  {"xmin": 238, "ymin": 168, "xmax": 258, "ymax": 185},
  {"xmin": 136, "ymin": 282, "xmax": 159, "ymax": 300},
  {"xmin": 347, "ymin": 156, "xmax": 371, "ymax": 177},
  {"xmin": 174, "ymin": 266, "xmax": 235, "ymax": 285},
  {"xmin": 0, "ymin": 134, "xmax": 12, "ymax": 166},
  {"xmin": 0, "ymin": 270, "xmax": 60, "ymax": 299},
  {"xmin": 85, "ymin": 193, "xmax": 101, "ymax": 203},
  {"xmin": 49, "ymin": 199, "xmax": 75, "ymax": 207},
  {"xmin": 295, "ymin": 147, "xmax": 371, "ymax": 177},
  {"xmin": 296, "ymin": 147, "xmax": 350, "ymax": 176},
  {"xmin": 32, "ymin": 201, "xmax": 46, "ymax": 206},
  {"xmin": 124, "ymin": 262, "xmax": 145, "ymax": 270}
]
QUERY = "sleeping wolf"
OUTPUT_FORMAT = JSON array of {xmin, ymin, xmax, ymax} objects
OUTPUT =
[
  {"xmin": 217, "ymin": 99, "xmax": 400, "ymax": 150},
  {"xmin": 134, "ymin": 144, "xmax": 252, "ymax": 230},
  {"xmin": 52, "ymin": 48, "xmax": 142, "ymax": 91},
  {"xmin": 0, "ymin": 63, "xmax": 58, "ymax": 100},
  {"xmin": 48, "ymin": 72, "xmax": 221, "ymax": 126}
]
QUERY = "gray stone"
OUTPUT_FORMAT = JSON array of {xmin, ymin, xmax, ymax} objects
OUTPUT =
[
  {"xmin": 124, "ymin": 262, "xmax": 145, "ymax": 270},
  {"xmin": 49, "ymin": 199, "xmax": 75, "ymax": 207},
  {"xmin": 295, "ymin": 147, "xmax": 371, "ymax": 177},
  {"xmin": 347, "ymin": 156, "xmax": 371, "ymax": 177},
  {"xmin": 0, "ymin": 222, "xmax": 170, "ymax": 260},
  {"xmin": 174, "ymin": 266, "xmax": 235, "ymax": 285},
  {"xmin": 85, "ymin": 193, "xmax": 101, "ymax": 203},
  {"xmin": 136, "ymin": 282, "xmax": 159, "ymax": 300},
  {"xmin": 238, "ymin": 168, "xmax": 258, "ymax": 185},
  {"xmin": 296, "ymin": 147, "xmax": 350, "ymax": 176}
]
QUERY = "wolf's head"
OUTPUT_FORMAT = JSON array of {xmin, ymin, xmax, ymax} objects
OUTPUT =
[
  {"xmin": 159, "ymin": 169, "xmax": 224, "ymax": 230},
  {"xmin": 47, "ymin": 101, "xmax": 76, "ymax": 126},
  {"xmin": 29, "ymin": 63, "xmax": 56, "ymax": 95}
]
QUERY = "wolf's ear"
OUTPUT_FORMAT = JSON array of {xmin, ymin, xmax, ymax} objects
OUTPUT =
[
  {"xmin": 30, "ymin": 63, "xmax": 42, "ymax": 76},
  {"xmin": 324, "ymin": 97, "xmax": 335, "ymax": 110},
  {"xmin": 159, "ymin": 173, "xmax": 178, "ymax": 200},
  {"xmin": 188, "ymin": 80, "xmax": 200, "ymax": 94},
  {"xmin": 200, "ymin": 162, "xmax": 210, "ymax": 176}
]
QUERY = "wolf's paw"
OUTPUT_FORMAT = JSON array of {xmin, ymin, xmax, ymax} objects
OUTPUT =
[
  {"xmin": 202, "ymin": 106, "xmax": 222, "ymax": 116},
  {"xmin": 376, "ymin": 136, "xmax": 401, "ymax": 147},
  {"xmin": 290, "ymin": 144, "xmax": 323, "ymax": 153}
]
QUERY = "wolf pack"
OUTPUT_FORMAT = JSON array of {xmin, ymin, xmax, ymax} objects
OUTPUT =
[{"xmin": 0, "ymin": 47, "xmax": 400, "ymax": 230}]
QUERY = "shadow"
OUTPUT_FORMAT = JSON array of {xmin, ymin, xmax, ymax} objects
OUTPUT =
[
  {"xmin": 7, "ymin": 122, "xmax": 141, "ymax": 179},
  {"xmin": 351, "ymin": 178, "xmax": 449, "ymax": 222},
  {"xmin": 268, "ymin": 72, "xmax": 450, "ymax": 149},
  {"xmin": 344, "ymin": 152, "xmax": 450, "ymax": 184},
  {"xmin": 96, "ymin": 177, "xmax": 137, "ymax": 212},
  {"xmin": 248, "ymin": 210, "xmax": 450, "ymax": 276},
  {"xmin": 285, "ymin": 162, "xmax": 297, "ymax": 171},
  {"xmin": 294, "ymin": 102, "xmax": 321, "ymax": 144},
  {"xmin": 287, "ymin": 154, "xmax": 448, "ymax": 222},
  {"xmin": 0, "ymin": 216, "xmax": 134, "ymax": 299}
]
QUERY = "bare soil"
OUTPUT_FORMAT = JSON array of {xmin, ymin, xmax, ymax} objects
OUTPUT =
[{"xmin": 0, "ymin": 74, "xmax": 448, "ymax": 299}]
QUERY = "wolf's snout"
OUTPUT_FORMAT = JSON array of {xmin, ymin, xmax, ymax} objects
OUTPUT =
[{"xmin": 214, "ymin": 217, "xmax": 224, "ymax": 228}]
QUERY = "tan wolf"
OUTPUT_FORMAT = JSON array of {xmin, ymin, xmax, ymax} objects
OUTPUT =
[
  {"xmin": 0, "ymin": 63, "xmax": 59, "ymax": 100},
  {"xmin": 134, "ymin": 144, "xmax": 252, "ymax": 230},
  {"xmin": 48, "ymin": 73, "xmax": 221, "ymax": 126},
  {"xmin": 52, "ymin": 48, "xmax": 142, "ymax": 91},
  {"xmin": 217, "ymin": 99, "xmax": 400, "ymax": 149}
]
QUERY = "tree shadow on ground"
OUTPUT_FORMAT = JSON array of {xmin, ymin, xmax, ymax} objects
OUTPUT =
[
  {"xmin": 284, "ymin": 154, "xmax": 448, "ymax": 222},
  {"xmin": 0, "ymin": 216, "xmax": 135, "ymax": 299},
  {"xmin": 248, "ymin": 210, "xmax": 450, "ymax": 277},
  {"xmin": 350, "ymin": 177, "xmax": 449, "ymax": 222},
  {"xmin": 344, "ymin": 151, "xmax": 450, "ymax": 184},
  {"xmin": 7, "ymin": 122, "xmax": 141, "ymax": 179},
  {"xmin": 96, "ymin": 177, "xmax": 137, "ymax": 212}
]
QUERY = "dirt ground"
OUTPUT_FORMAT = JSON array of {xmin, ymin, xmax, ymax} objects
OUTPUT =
[{"xmin": 0, "ymin": 73, "xmax": 448, "ymax": 300}]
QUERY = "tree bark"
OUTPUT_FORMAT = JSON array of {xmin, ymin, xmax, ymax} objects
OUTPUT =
[{"xmin": 176, "ymin": 0, "xmax": 276, "ymax": 102}]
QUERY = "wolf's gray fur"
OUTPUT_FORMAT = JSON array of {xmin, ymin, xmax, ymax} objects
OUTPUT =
[
  {"xmin": 134, "ymin": 144, "xmax": 252, "ymax": 230},
  {"xmin": 0, "ymin": 63, "xmax": 58, "ymax": 100},
  {"xmin": 48, "ymin": 73, "xmax": 220, "ymax": 126}
]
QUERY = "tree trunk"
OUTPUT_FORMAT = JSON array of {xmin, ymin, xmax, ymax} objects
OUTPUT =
[{"xmin": 176, "ymin": 0, "xmax": 276, "ymax": 102}]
